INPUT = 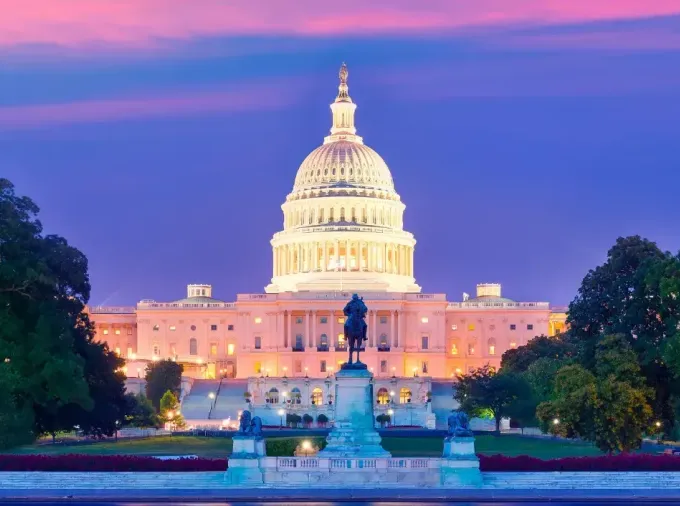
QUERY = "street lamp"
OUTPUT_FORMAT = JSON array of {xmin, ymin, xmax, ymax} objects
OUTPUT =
[
  {"xmin": 283, "ymin": 366, "xmax": 288, "ymax": 378},
  {"xmin": 391, "ymin": 366, "xmax": 396, "ymax": 378},
  {"xmin": 389, "ymin": 391, "xmax": 395, "ymax": 405},
  {"xmin": 304, "ymin": 366, "xmax": 309, "ymax": 378},
  {"xmin": 301, "ymin": 439, "xmax": 312, "ymax": 456},
  {"xmin": 208, "ymin": 392, "xmax": 215, "ymax": 400},
  {"xmin": 412, "ymin": 367, "xmax": 418, "ymax": 377},
  {"xmin": 387, "ymin": 408, "xmax": 394, "ymax": 427},
  {"xmin": 278, "ymin": 409, "xmax": 285, "ymax": 428}
]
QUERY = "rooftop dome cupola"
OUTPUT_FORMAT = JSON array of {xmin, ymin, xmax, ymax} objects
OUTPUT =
[
  {"xmin": 325, "ymin": 63, "xmax": 363, "ymax": 145},
  {"xmin": 476, "ymin": 283, "xmax": 502, "ymax": 298},
  {"xmin": 187, "ymin": 284, "xmax": 212, "ymax": 298}
]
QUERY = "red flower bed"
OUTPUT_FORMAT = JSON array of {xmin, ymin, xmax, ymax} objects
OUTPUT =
[
  {"xmin": 0, "ymin": 454, "xmax": 227, "ymax": 472},
  {"xmin": 480, "ymin": 453, "xmax": 680, "ymax": 472}
]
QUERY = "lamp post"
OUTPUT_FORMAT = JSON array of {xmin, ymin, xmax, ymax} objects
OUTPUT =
[
  {"xmin": 391, "ymin": 366, "xmax": 396, "ymax": 378},
  {"xmin": 390, "ymin": 390, "xmax": 395, "ymax": 405},
  {"xmin": 387, "ymin": 408, "xmax": 394, "ymax": 427},
  {"xmin": 283, "ymin": 366, "xmax": 288, "ymax": 378},
  {"xmin": 278, "ymin": 409, "xmax": 285, "ymax": 428}
]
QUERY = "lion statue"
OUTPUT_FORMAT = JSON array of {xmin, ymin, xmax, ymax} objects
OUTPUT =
[
  {"xmin": 447, "ymin": 410, "xmax": 473, "ymax": 438},
  {"xmin": 238, "ymin": 410, "xmax": 263, "ymax": 436}
]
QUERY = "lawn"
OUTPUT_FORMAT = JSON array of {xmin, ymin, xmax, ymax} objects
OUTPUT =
[{"xmin": 5, "ymin": 434, "xmax": 604, "ymax": 460}]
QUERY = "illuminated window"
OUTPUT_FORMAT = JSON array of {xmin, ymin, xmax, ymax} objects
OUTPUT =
[
  {"xmin": 169, "ymin": 326, "xmax": 176, "ymax": 331},
  {"xmin": 254, "ymin": 336, "xmax": 262, "ymax": 349},
  {"xmin": 337, "ymin": 334, "xmax": 345, "ymax": 346},
  {"xmin": 254, "ymin": 317, "xmax": 262, "ymax": 324},
  {"xmin": 311, "ymin": 387, "xmax": 323, "ymax": 405},
  {"xmin": 451, "ymin": 344, "xmax": 458, "ymax": 355},
  {"xmin": 399, "ymin": 387, "xmax": 412, "ymax": 404},
  {"xmin": 377, "ymin": 388, "xmax": 390, "ymax": 404},
  {"xmin": 455, "ymin": 367, "xmax": 462, "ymax": 375},
  {"xmin": 254, "ymin": 362, "xmax": 261, "ymax": 374},
  {"xmin": 421, "ymin": 317, "xmax": 429, "ymax": 323},
  {"xmin": 153, "ymin": 325, "xmax": 159, "ymax": 331},
  {"xmin": 467, "ymin": 324, "xmax": 475, "ymax": 331},
  {"xmin": 114, "ymin": 347, "xmax": 120, "ymax": 355},
  {"xmin": 127, "ymin": 347, "xmax": 133, "ymax": 357},
  {"xmin": 451, "ymin": 324, "xmax": 458, "ymax": 331},
  {"xmin": 102, "ymin": 329, "xmax": 109, "ymax": 335},
  {"xmin": 210, "ymin": 343, "xmax": 217, "ymax": 356},
  {"xmin": 227, "ymin": 344, "xmax": 235, "ymax": 356},
  {"xmin": 468, "ymin": 344, "xmax": 475, "ymax": 355},
  {"xmin": 114, "ymin": 329, "xmax": 121, "ymax": 335},
  {"xmin": 338, "ymin": 317, "xmax": 345, "ymax": 324},
  {"xmin": 189, "ymin": 338, "xmax": 198, "ymax": 355},
  {"xmin": 510, "ymin": 341, "xmax": 517, "ymax": 348}
]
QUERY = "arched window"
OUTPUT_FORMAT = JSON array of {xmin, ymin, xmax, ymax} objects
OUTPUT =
[
  {"xmin": 291, "ymin": 387, "xmax": 302, "ymax": 405},
  {"xmin": 311, "ymin": 387, "xmax": 323, "ymax": 405},
  {"xmin": 337, "ymin": 333, "xmax": 346, "ymax": 348},
  {"xmin": 399, "ymin": 387, "xmax": 412, "ymax": 404},
  {"xmin": 488, "ymin": 338, "xmax": 496, "ymax": 356},
  {"xmin": 189, "ymin": 338, "xmax": 197, "ymax": 356},
  {"xmin": 267, "ymin": 388, "xmax": 279, "ymax": 404},
  {"xmin": 377, "ymin": 387, "xmax": 390, "ymax": 405}
]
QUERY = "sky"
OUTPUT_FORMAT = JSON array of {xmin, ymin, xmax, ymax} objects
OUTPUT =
[{"xmin": 2, "ymin": 0, "xmax": 680, "ymax": 307}]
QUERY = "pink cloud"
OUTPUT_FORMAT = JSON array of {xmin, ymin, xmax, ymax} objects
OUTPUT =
[
  {"xmin": 0, "ymin": 78, "xmax": 308, "ymax": 130},
  {"xmin": 2, "ymin": 0, "xmax": 680, "ymax": 48}
]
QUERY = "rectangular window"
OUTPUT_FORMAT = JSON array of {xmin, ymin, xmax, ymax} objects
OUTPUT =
[
  {"xmin": 422, "ymin": 361, "xmax": 428, "ymax": 374},
  {"xmin": 254, "ymin": 317, "xmax": 262, "ymax": 324},
  {"xmin": 451, "ymin": 324, "xmax": 458, "ymax": 331},
  {"xmin": 380, "ymin": 360, "xmax": 387, "ymax": 373},
  {"xmin": 211, "ymin": 324, "xmax": 218, "ymax": 331},
  {"xmin": 254, "ymin": 362, "xmax": 261, "ymax": 374},
  {"xmin": 153, "ymin": 324, "xmax": 159, "ymax": 331},
  {"xmin": 210, "ymin": 343, "xmax": 217, "ymax": 356},
  {"xmin": 421, "ymin": 335, "xmax": 429, "ymax": 350},
  {"xmin": 227, "ymin": 324, "xmax": 234, "ymax": 331},
  {"xmin": 320, "ymin": 360, "xmax": 327, "ymax": 373},
  {"xmin": 169, "ymin": 326, "xmax": 176, "ymax": 331},
  {"xmin": 527, "ymin": 324, "xmax": 534, "ymax": 330},
  {"xmin": 489, "ymin": 344, "xmax": 496, "ymax": 355},
  {"xmin": 254, "ymin": 336, "xmax": 262, "ymax": 349},
  {"xmin": 451, "ymin": 344, "xmax": 458, "ymax": 355},
  {"xmin": 227, "ymin": 343, "xmax": 235, "ymax": 355},
  {"xmin": 510, "ymin": 324, "xmax": 517, "ymax": 330},
  {"xmin": 320, "ymin": 316, "xmax": 328, "ymax": 324},
  {"xmin": 102, "ymin": 329, "xmax": 109, "ymax": 335},
  {"xmin": 467, "ymin": 324, "xmax": 475, "ymax": 331},
  {"xmin": 114, "ymin": 329, "xmax": 121, "ymax": 335},
  {"xmin": 380, "ymin": 316, "xmax": 387, "ymax": 324},
  {"xmin": 127, "ymin": 347, "xmax": 133, "ymax": 357},
  {"xmin": 421, "ymin": 317, "xmax": 429, "ymax": 323},
  {"xmin": 468, "ymin": 344, "xmax": 475, "ymax": 355},
  {"xmin": 127, "ymin": 327, "xmax": 132, "ymax": 335},
  {"xmin": 337, "ymin": 317, "xmax": 345, "ymax": 324},
  {"xmin": 294, "ymin": 360, "xmax": 302, "ymax": 373},
  {"xmin": 153, "ymin": 345, "xmax": 160, "ymax": 356},
  {"xmin": 295, "ymin": 317, "xmax": 303, "ymax": 324},
  {"xmin": 114, "ymin": 347, "xmax": 121, "ymax": 355},
  {"xmin": 169, "ymin": 343, "xmax": 176, "ymax": 356},
  {"xmin": 295, "ymin": 334, "xmax": 303, "ymax": 349}
]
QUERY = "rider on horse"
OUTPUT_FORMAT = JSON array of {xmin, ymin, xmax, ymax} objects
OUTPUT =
[{"xmin": 343, "ymin": 294, "xmax": 368, "ymax": 365}]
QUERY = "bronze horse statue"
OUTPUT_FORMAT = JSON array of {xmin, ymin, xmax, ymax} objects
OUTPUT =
[{"xmin": 343, "ymin": 293, "xmax": 368, "ymax": 366}]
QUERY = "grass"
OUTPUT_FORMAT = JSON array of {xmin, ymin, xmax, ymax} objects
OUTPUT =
[{"xmin": 4, "ymin": 434, "xmax": 605, "ymax": 460}]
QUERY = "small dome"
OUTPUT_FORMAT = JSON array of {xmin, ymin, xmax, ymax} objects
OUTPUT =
[{"xmin": 293, "ymin": 141, "xmax": 394, "ymax": 193}]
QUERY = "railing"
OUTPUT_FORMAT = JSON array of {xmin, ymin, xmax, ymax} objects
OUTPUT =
[
  {"xmin": 317, "ymin": 346, "xmax": 329, "ymax": 352},
  {"xmin": 377, "ymin": 346, "xmax": 391, "ymax": 352},
  {"xmin": 273, "ymin": 457, "xmax": 440, "ymax": 471},
  {"xmin": 292, "ymin": 347, "xmax": 305, "ymax": 352},
  {"xmin": 88, "ymin": 306, "xmax": 136, "ymax": 314},
  {"xmin": 137, "ymin": 302, "xmax": 236, "ymax": 310},
  {"xmin": 447, "ymin": 301, "xmax": 550, "ymax": 310}
]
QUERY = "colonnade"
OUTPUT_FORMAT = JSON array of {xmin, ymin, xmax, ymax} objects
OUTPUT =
[{"xmin": 272, "ymin": 240, "xmax": 414, "ymax": 277}]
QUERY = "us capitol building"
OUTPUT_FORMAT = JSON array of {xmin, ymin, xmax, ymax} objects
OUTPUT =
[{"xmin": 89, "ymin": 65, "xmax": 566, "ymax": 426}]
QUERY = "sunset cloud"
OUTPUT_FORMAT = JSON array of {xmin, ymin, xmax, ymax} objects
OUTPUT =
[
  {"xmin": 2, "ymin": 0, "xmax": 679, "ymax": 48},
  {"xmin": 0, "ymin": 78, "xmax": 307, "ymax": 130}
]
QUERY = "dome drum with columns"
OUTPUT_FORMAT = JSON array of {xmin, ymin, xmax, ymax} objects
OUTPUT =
[{"xmin": 266, "ymin": 64, "xmax": 420, "ymax": 293}]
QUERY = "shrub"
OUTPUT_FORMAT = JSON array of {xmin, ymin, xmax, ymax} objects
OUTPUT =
[
  {"xmin": 376, "ymin": 414, "xmax": 391, "ymax": 427},
  {"xmin": 479, "ymin": 453, "xmax": 680, "ymax": 472},
  {"xmin": 317, "ymin": 414, "xmax": 329, "ymax": 427},
  {"xmin": 0, "ymin": 454, "xmax": 226, "ymax": 472},
  {"xmin": 302, "ymin": 414, "xmax": 314, "ymax": 427},
  {"xmin": 285, "ymin": 413, "xmax": 302, "ymax": 428}
]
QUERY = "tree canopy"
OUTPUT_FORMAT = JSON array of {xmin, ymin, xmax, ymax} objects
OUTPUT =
[
  {"xmin": 0, "ymin": 178, "xmax": 127, "ymax": 445},
  {"xmin": 145, "ymin": 360, "xmax": 183, "ymax": 411}
]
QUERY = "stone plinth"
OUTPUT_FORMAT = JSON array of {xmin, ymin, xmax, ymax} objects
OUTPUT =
[
  {"xmin": 320, "ymin": 366, "xmax": 390, "ymax": 457},
  {"xmin": 224, "ymin": 435, "xmax": 265, "ymax": 484},
  {"xmin": 440, "ymin": 436, "xmax": 482, "ymax": 487}
]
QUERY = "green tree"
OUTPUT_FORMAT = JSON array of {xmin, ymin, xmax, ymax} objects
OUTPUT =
[
  {"xmin": 124, "ymin": 393, "xmax": 160, "ymax": 428},
  {"xmin": 567, "ymin": 236, "xmax": 675, "ymax": 426},
  {"xmin": 454, "ymin": 365, "xmax": 531, "ymax": 432},
  {"xmin": 0, "ymin": 362, "xmax": 34, "ymax": 449},
  {"xmin": 159, "ymin": 390, "xmax": 185, "ymax": 429},
  {"xmin": 0, "ymin": 179, "xmax": 124, "ymax": 445},
  {"xmin": 145, "ymin": 360, "xmax": 183, "ymax": 410},
  {"xmin": 501, "ymin": 334, "xmax": 575, "ymax": 374}
]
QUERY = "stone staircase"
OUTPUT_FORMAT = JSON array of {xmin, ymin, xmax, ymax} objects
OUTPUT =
[
  {"xmin": 180, "ymin": 379, "xmax": 221, "ymax": 420},
  {"xmin": 430, "ymin": 380, "xmax": 458, "ymax": 429},
  {"xmin": 211, "ymin": 379, "xmax": 249, "ymax": 421}
]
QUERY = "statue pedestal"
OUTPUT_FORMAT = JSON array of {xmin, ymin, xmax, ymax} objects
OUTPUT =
[
  {"xmin": 440, "ymin": 437, "xmax": 482, "ymax": 487},
  {"xmin": 224, "ymin": 435, "xmax": 266, "ymax": 484},
  {"xmin": 320, "ymin": 367, "xmax": 390, "ymax": 457}
]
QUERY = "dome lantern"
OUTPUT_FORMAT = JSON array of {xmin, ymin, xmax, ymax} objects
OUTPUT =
[{"xmin": 326, "ymin": 63, "xmax": 361, "ymax": 144}]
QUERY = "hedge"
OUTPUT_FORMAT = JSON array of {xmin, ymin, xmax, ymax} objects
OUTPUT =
[
  {"xmin": 479, "ymin": 453, "xmax": 680, "ymax": 472},
  {"xmin": 0, "ymin": 454, "xmax": 227, "ymax": 472}
]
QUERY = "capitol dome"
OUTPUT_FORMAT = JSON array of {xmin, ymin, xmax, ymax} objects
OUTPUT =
[{"xmin": 266, "ymin": 64, "xmax": 420, "ymax": 294}]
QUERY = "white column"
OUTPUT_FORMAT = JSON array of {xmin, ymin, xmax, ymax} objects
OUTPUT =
[
  {"xmin": 334, "ymin": 240, "xmax": 339, "ymax": 268},
  {"xmin": 306, "ymin": 310, "xmax": 311, "ymax": 348},
  {"xmin": 324, "ymin": 242, "xmax": 329, "ymax": 271},
  {"xmin": 409, "ymin": 247, "xmax": 414, "ymax": 277},
  {"xmin": 312, "ymin": 310, "xmax": 317, "ymax": 347},
  {"xmin": 390, "ymin": 310, "xmax": 396, "ymax": 349},
  {"xmin": 286, "ymin": 311, "xmax": 292, "ymax": 349},
  {"xmin": 397, "ymin": 310, "xmax": 404, "ymax": 348},
  {"xmin": 371, "ymin": 310, "xmax": 377, "ymax": 347},
  {"xmin": 330, "ymin": 310, "xmax": 335, "ymax": 349},
  {"xmin": 367, "ymin": 241, "xmax": 372, "ymax": 271},
  {"xmin": 344, "ymin": 239, "xmax": 349, "ymax": 270}
]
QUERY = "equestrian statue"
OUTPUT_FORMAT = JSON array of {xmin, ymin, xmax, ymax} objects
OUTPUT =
[{"xmin": 342, "ymin": 293, "xmax": 368, "ymax": 368}]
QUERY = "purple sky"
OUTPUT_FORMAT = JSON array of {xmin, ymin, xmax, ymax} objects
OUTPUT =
[{"xmin": 2, "ymin": 2, "xmax": 680, "ymax": 306}]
